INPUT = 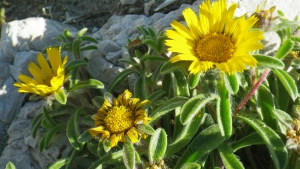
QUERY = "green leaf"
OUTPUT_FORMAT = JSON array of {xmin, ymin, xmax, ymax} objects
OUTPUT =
[
  {"xmin": 81, "ymin": 115, "xmax": 95, "ymax": 127},
  {"xmin": 147, "ymin": 90, "xmax": 166, "ymax": 103},
  {"xmin": 143, "ymin": 39, "xmax": 158, "ymax": 52},
  {"xmin": 87, "ymin": 139, "xmax": 99, "ymax": 157},
  {"xmin": 123, "ymin": 142, "xmax": 136, "ymax": 169},
  {"xmin": 235, "ymin": 113, "xmax": 288, "ymax": 169},
  {"xmin": 41, "ymin": 118, "xmax": 54, "ymax": 129},
  {"xmin": 223, "ymin": 73, "xmax": 239, "ymax": 94},
  {"xmin": 275, "ymin": 39, "xmax": 295, "ymax": 59},
  {"xmin": 218, "ymin": 142, "xmax": 244, "ymax": 169},
  {"xmin": 231, "ymin": 133, "xmax": 264, "ymax": 152},
  {"xmin": 88, "ymin": 150, "xmax": 123, "ymax": 169},
  {"xmin": 67, "ymin": 109, "xmax": 83, "ymax": 150},
  {"xmin": 54, "ymin": 89, "xmax": 67, "ymax": 105},
  {"xmin": 272, "ymin": 21, "xmax": 300, "ymax": 32},
  {"xmin": 174, "ymin": 125, "xmax": 225, "ymax": 169},
  {"xmin": 273, "ymin": 109, "xmax": 293, "ymax": 133},
  {"xmin": 134, "ymin": 75, "xmax": 147, "ymax": 100},
  {"xmin": 77, "ymin": 28, "xmax": 88, "ymax": 37},
  {"xmin": 273, "ymin": 69, "xmax": 298, "ymax": 100},
  {"xmin": 119, "ymin": 58, "xmax": 137, "ymax": 66},
  {"xmin": 81, "ymin": 35, "xmax": 98, "ymax": 44},
  {"xmin": 257, "ymin": 84, "xmax": 277, "ymax": 129},
  {"xmin": 72, "ymin": 39, "xmax": 81, "ymax": 58},
  {"xmin": 44, "ymin": 124, "xmax": 65, "ymax": 149},
  {"xmin": 140, "ymin": 55, "xmax": 168, "ymax": 62},
  {"xmin": 166, "ymin": 113, "xmax": 206, "ymax": 156},
  {"xmin": 188, "ymin": 72, "xmax": 201, "ymax": 89},
  {"xmin": 65, "ymin": 59, "xmax": 87, "ymax": 73},
  {"xmin": 149, "ymin": 128, "xmax": 167, "ymax": 164},
  {"xmin": 92, "ymin": 96, "xmax": 105, "ymax": 109},
  {"xmin": 69, "ymin": 79, "xmax": 104, "ymax": 91},
  {"xmin": 157, "ymin": 35, "xmax": 165, "ymax": 53},
  {"xmin": 269, "ymin": 75, "xmax": 290, "ymax": 111},
  {"xmin": 180, "ymin": 163, "xmax": 201, "ymax": 169},
  {"xmin": 80, "ymin": 45, "xmax": 98, "ymax": 51},
  {"xmin": 150, "ymin": 96, "xmax": 189, "ymax": 123},
  {"xmin": 5, "ymin": 162, "xmax": 16, "ymax": 169},
  {"xmin": 64, "ymin": 149, "xmax": 80, "ymax": 169},
  {"xmin": 137, "ymin": 124, "xmax": 155, "ymax": 135},
  {"xmin": 217, "ymin": 80, "xmax": 232, "ymax": 138},
  {"xmin": 162, "ymin": 73, "xmax": 175, "ymax": 98},
  {"xmin": 64, "ymin": 29, "xmax": 73, "ymax": 38},
  {"xmin": 137, "ymin": 26, "xmax": 149, "ymax": 36},
  {"xmin": 174, "ymin": 70, "xmax": 190, "ymax": 97},
  {"xmin": 31, "ymin": 113, "xmax": 43, "ymax": 138},
  {"xmin": 39, "ymin": 134, "xmax": 47, "ymax": 152},
  {"xmin": 148, "ymin": 27, "xmax": 157, "ymax": 38},
  {"xmin": 180, "ymin": 94, "xmax": 218, "ymax": 125},
  {"xmin": 43, "ymin": 107, "xmax": 57, "ymax": 127},
  {"xmin": 78, "ymin": 130, "xmax": 93, "ymax": 143},
  {"xmin": 48, "ymin": 158, "xmax": 70, "ymax": 169},
  {"xmin": 253, "ymin": 54, "xmax": 285, "ymax": 69},
  {"xmin": 107, "ymin": 69, "xmax": 135, "ymax": 93},
  {"xmin": 160, "ymin": 61, "xmax": 191, "ymax": 74},
  {"xmin": 50, "ymin": 104, "xmax": 77, "ymax": 117}
]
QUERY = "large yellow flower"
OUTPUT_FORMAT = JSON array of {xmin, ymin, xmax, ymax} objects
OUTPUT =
[
  {"xmin": 89, "ymin": 90, "xmax": 151, "ymax": 147},
  {"xmin": 165, "ymin": 0, "xmax": 264, "ymax": 74},
  {"xmin": 14, "ymin": 47, "xmax": 69, "ymax": 96}
]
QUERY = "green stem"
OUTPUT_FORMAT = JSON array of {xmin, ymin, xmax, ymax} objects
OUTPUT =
[{"xmin": 196, "ymin": 85, "xmax": 217, "ymax": 121}]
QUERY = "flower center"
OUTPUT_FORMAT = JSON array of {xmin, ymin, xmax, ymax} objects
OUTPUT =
[
  {"xmin": 104, "ymin": 105, "xmax": 134, "ymax": 134},
  {"xmin": 196, "ymin": 33, "xmax": 234, "ymax": 63}
]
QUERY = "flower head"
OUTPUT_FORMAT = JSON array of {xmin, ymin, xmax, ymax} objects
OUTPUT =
[
  {"xmin": 89, "ymin": 90, "xmax": 151, "ymax": 147},
  {"xmin": 165, "ymin": 0, "xmax": 264, "ymax": 74},
  {"xmin": 14, "ymin": 47, "xmax": 69, "ymax": 96}
]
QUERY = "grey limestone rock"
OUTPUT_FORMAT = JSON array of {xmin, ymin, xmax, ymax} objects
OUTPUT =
[
  {"xmin": 120, "ymin": 0, "xmax": 137, "ymax": 5},
  {"xmin": 0, "ymin": 18, "xmax": 78, "ymax": 168},
  {"xmin": 0, "ymin": 101, "xmax": 72, "ymax": 169}
]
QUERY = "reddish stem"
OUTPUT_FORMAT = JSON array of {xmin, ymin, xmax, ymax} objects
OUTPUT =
[{"xmin": 233, "ymin": 68, "xmax": 271, "ymax": 115}]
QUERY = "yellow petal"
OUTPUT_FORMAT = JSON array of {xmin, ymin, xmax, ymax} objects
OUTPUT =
[
  {"xmin": 37, "ymin": 53, "xmax": 53, "ymax": 77},
  {"xmin": 47, "ymin": 47, "xmax": 62, "ymax": 74},
  {"xmin": 89, "ymin": 126, "xmax": 105, "ymax": 137},
  {"xmin": 28, "ymin": 62, "xmax": 47, "ymax": 84},
  {"xmin": 126, "ymin": 128, "xmax": 139, "ymax": 143}
]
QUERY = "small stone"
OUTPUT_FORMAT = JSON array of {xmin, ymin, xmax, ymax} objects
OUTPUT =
[{"xmin": 120, "ymin": 0, "xmax": 137, "ymax": 5}]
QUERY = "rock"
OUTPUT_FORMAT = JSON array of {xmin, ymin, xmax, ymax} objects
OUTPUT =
[
  {"xmin": 0, "ymin": 17, "xmax": 78, "ymax": 168},
  {"xmin": 120, "ymin": 0, "xmax": 137, "ymax": 5},
  {"xmin": 0, "ymin": 77, "xmax": 25, "ymax": 124},
  {"xmin": 9, "ymin": 51, "xmax": 39, "ymax": 81},
  {"xmin": 106, "ymin": 50, "xmax": 122, "ymax": 65},
  {"xmin": 0, "ymin": 17, "xmax": 77, "ymax": 63},
  {"xmin": 0, "ymin": 101, "xmax": 72, "ymax": 169},
  {"xmin": 144, "ymin": 0, "xmax": 156, "ymax": 15},
  {"xmin": 99, "ymin": 40, "xmax": 121, "ymax": 55},
  {"xmin": 0, "ymin": 101, "xmax": 46, "ymax": 169}
]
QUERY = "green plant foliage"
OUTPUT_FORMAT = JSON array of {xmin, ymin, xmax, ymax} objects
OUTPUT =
[
  {"xmin": 235, "ymin": 113, "xmax": 288, "ymax": 169},
  {"xmin": 21, "ymin": 8, "xmax": 300, "ymax": 168},
  {"xmin": 148, "ymin": 128, "xmax": 167, "ymax": 164},
  {"xmin": 48, "ymin": 158, "xmax": 70, "ymax": 169},
  {"xmin": 5, "ymin": 162, "xmax": 16, "ymax": 169}
]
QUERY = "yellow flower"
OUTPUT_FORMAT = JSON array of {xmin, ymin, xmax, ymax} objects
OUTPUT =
[
  {"xmin": 165, "ymin": 0, "xmax": 264, "ymax": 74},
  {"xmin": 14, "ymin": 47, "xmax": 69, "ymax": 96},
  {"xmin": 89, "ymin": 90, "xmax": 151, "ymax": 147}
]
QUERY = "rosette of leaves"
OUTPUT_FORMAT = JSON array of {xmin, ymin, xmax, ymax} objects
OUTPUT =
[{"xmin": 30, "ymin": 28, "xmax": 105, "ymax": 169}]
